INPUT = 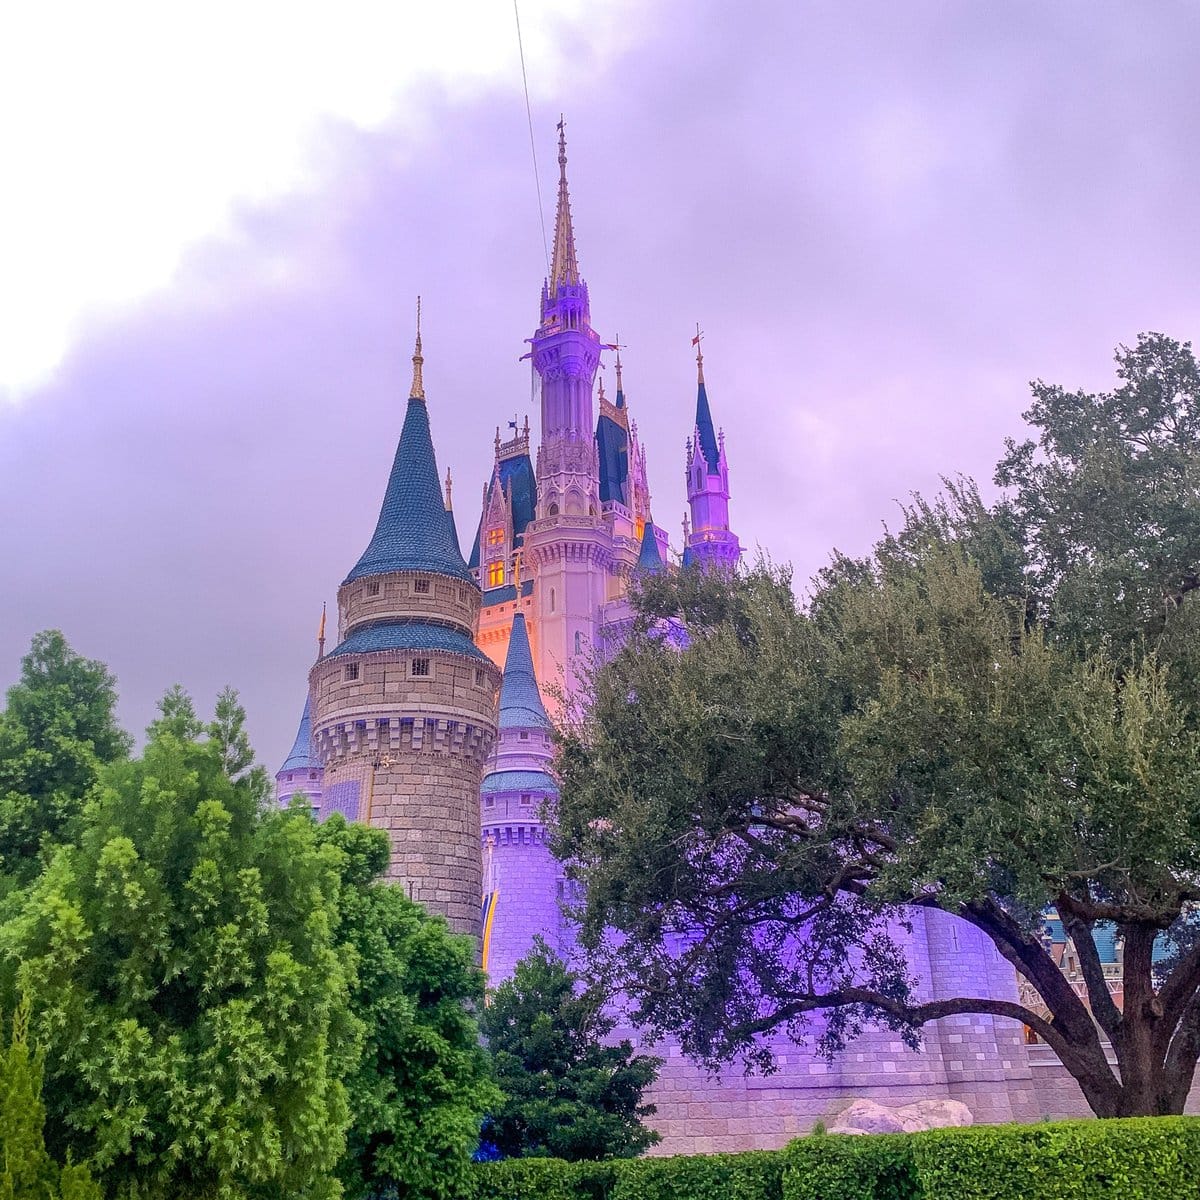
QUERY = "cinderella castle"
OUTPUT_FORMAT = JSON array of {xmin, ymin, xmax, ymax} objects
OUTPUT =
[{"xmin": 274, "ymin": 126, "xmax": 1087, "ymax": 1150}]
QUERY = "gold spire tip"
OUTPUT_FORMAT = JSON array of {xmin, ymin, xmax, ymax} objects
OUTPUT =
[{"xmin": 410, "ymin": 295, "xmax": 425, "ymax": 400}]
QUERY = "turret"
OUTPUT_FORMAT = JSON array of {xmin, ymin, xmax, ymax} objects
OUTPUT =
[
  {"xmin": 685, "ymin": 328, "xmax": 741, "ymax": 572},
  {"xmin": 523, "ymin": 121, "xmax": 610, "ymax": 699},
  {"xmin": 309, "ymin": 309, "xmax": 502, "ymax": 936},
  {"xmin": 480, "ymin": 612, "xmax": 563, "ymax": 983},
  {"xmin": 275, "ymin": 694, "xmax": 323, "ymax": 813}
]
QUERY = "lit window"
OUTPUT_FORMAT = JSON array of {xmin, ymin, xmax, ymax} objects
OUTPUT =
[
  {"xmin": 487, "ymin": 527, "xmax": 504, "ymax": 546},
  {"xmin": 488, "ymin": 561, "xmax": 505, "ymax": 587},
  {"xmin": 413, "ymin": 578, "xmax": 430, "ymax": 594},
  {"xmin": 411, "ymin": 658, "xmax": 430, "ymax": 678}
]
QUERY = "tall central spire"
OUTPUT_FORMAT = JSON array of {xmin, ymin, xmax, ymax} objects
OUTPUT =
[
  {"xmin": 410, "ymin": 295, "xmax": 424, "ymax": 401},
  {"xmin": 550, "ymin": 117, "xmax": 580, "ymax": 294}
]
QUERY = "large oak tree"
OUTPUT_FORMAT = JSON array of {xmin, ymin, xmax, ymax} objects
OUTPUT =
[{"xmin": 553, "ymin": 334, "xmax": 1200, "ymax": 1118}]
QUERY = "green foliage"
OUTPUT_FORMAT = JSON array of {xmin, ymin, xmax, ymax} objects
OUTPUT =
[
  {"xmin": 0, "ymin": 632, "xmax": 130, "ymax": 885},
  {"xmin": 466, "ymin": 1158, "xmax": 619, "ymax": 1200},
  {"xmin": 611, "ymin": 1151, "xmax": 785, "ymax": 1200},
  {"xmin": 781, "ymin": 1118, "xmax": 1200, "ymax": 1200},
  {"xmin": 480, "ymin": 938, "xmax": 661, "ymax": 1161},
  {"xmin": 784, "ymin": 1134, "xmax": 919, "ymax": 1200},
  {"xmin": 553, "ymin": 334, "xmax": 1200, "ymax": 1115},
  {"xmin": 317, "ymin": 815, "xmax": 498, "ymax": 1200},
  {"xmin": 0, "ymin": 997, "xmax": 102, "ymax": 1200},
  {"xmin": 0, "ymin": 688, "xmax": 356, "ymax": 1199}
]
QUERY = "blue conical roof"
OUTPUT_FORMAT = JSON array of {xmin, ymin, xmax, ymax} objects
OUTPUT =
[
  {"xmin": 344, "ymin": 397, "xmax": 475, "ymax": 585},
  {"xmin": 498, "ymin": 613, "xmax": 549, "ymax": 730},
  {"xmin": 446, "ymin": 504, "xmax": 462, "ymax": 559},
  {"xmin": 637, "ymin": 522, "xmax": 665, "ymax": 573},
  {"xmin": 695, "ymin": 379, "xmax": 720, "ymax": 472},
  {"xmin": 279, "ymin": 694, "xmax": 317, "ymax": 772}
]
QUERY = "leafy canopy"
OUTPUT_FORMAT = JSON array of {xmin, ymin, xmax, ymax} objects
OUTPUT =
[{"xmin": 553, "ymin": 334, "xmax": 1200, "ymax": 1118}]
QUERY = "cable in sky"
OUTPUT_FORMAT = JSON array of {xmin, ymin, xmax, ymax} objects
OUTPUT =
[{"xmin": 513, "ymin": 0, "xmax": 551, "ymax": 281}]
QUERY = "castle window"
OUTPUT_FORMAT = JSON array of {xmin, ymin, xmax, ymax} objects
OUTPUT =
[
  {"xmin": 548, "ymin": 503, "xmax": 559, "ymax": 516},
  {"xmin": 487, "ymin": 527, "xmax": 504, "ymax": 546},
  {"xmin": 520, "ymin": 793, "xmax": 531, "ymax": 806},
  {"xmin": 484, "ymin": 797, "xmax": 495, "ymax": 808},
  {"xmin": 411, "ymin": 658, "xmax": 430, "ymax": 678},
  {"xmin": 413, "ymin": 578, "xmax": 430, "ymax": 594},
  {"xmin": 400, "ymin": 717, "xmax": 414, "ymax": 729},
  {"xmin": 549, "ymin": 587, "xmax": 556, "ymax": 613},
  {"xmin": 475, "ymin": 669, "xmax": 485, "ymax": 685},
  {"xmin": 487, "ymin": 561, "xmax": 505, "ymax": 588},
  {"xmin": 309, "ymin": 770, "xmax": 317, "ymax": 780},
  {"xmin": 344, "ymin": 663, "xmax": 359, "ymax": 681},
  {"xmin": 574, "ymin": 631, "xmax": 583, "ymax": 655},
  {"xmin": 519, "ymin": 731, "xmax": 529, "ymax": 741},
  {"xmin": 377, "ymin": 718, "xmax": 389, "ymax": 729},
  {"xmin": 447, "ymin": 719, "xmax": 459, "ymax": 732},
  {"xmin": 366, "ymin": 581, "xmax": 380, "ymax": 597}
]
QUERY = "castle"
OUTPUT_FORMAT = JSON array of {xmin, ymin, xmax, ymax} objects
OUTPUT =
[{"xmin": 274, "ymin": 126, "xmax": 1100, "ymax": 1151}]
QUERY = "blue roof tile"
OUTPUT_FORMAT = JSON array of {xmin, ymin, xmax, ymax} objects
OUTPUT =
[
  {"xmin": 498, "ymin": 613, "xmax": 549, "ymax": 730},
  {"xmin": 326, "ymin": 620, "xmax": 489, "ymax": 663},
  {"xmin": 345, "ymin": 398, "xmax": 475, "ymax": 585},
  {"xmin": 481, "ymin": 768, "xmax": 558, "ymax": 796},
  {"xmin": 695, "ymin": 380, "xmax": 720, "ymax": 472},
  {"xmin": 279, "ymin": 694, "xmax": 317, "ymax": 772},
  {"xmin": 596, "ymin": 413, "xmax": 629, "ymax": 504},
  {"xmin": 637, "ymin": 521, "xmax": 665, "ymax": 573},
  {"xmin": 482, "ymin": 579, "xmax": 535, "ymax": 606}
]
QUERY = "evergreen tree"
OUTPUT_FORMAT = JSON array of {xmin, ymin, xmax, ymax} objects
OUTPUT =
[
  {"xmin": 480, "ymin": 939, "xmax": 660, "ymax": 1161},
  {"xmin": 0, "ymin": 689, "xmax": 356, "ymax": 1198},
  {"xmin": 317, "ymin": 816, "xmax": 498, "ymax": 1200},
  {"xmin": 0, "ymin": 632, "xmax": 131, "ymax": 885},
  {"xmin": 0, "ymin": 997, "xmax": 101, "ymax": 1200}
]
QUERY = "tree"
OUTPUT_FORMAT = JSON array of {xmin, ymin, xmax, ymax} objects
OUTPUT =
[
  {"xmin": 0, "ymin": 632, "xmax": 131, "ymax": 885},
  {"xmin": 0, "ymin": 689, "xmax": 357, "ymax": 1198},
  {"xmin": 553, "ymin": 334, "xmax": 1200, "ymax": 1118},
  {"xmin": 0, "ymin": 997, "xmax": 101, "ymax": 1200},
  {"xmin": 479, "ymin": 938, "xmax": 660, "ymax": 1161},
  {"xmin": 316, "ymin": 814, "xmax": 498, "ymax": 1200}
]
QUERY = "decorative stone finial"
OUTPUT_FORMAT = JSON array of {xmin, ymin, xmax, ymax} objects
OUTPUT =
[
  {"xmin": 693, "ymin": 322, "xmax": 705, "ymax": 387},
  {"xmin": 410, "ymin": 295, "xmax": 425, "ymax": 400},
  {"xmin": 444, "ymin": 466, "xmax": 453, "ymax": 511}
]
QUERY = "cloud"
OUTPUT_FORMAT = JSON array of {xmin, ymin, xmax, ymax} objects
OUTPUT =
[{"xmin": 1, "ymin": 0, "xmax": 1198, "ymax": 768}]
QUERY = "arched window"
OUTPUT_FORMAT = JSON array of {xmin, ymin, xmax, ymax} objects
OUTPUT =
[{"xmin": 548, "ymin": 503, "xmax": 559, "ymax": 516}]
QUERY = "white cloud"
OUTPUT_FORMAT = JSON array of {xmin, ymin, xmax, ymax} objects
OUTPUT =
[{"xmin": 0, "ymin": 0, "xmax": 649, "ymax": 398}]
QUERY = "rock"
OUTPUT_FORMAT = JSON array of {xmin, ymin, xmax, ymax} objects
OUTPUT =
[
  {"xmin": 826, "ymin": 1097, "xmax": 974, "ymax": 1135},
  {"xmin": 827, "ymin": 1099, "xmax": 906, "ymax": 1135}
]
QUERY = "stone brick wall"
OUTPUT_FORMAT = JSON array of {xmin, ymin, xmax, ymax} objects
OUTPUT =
[{"xmin": 340, "ymin": 570, "xmax": 478, "ymax": 638}]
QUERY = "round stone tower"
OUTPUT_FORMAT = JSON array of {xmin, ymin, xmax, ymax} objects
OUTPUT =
[
  {"xmin": 309, "ymin": 325, "xmax": 501, "ymax": 937},
  {"xmin": 275, "ymin": 694, "xmax": 324, "ymax": 814},
  {"xmin": 480, "ymin": 612, "xmax": 564, "ymax": 983}
]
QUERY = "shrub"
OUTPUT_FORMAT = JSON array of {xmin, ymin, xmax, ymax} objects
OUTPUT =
[
  {"xmin": 466, "ymin": 1158, "xmax": 619, "ymax": 1200},
  {"xmin": 911, "ymin": 1117, "xmax": 1200, "ymax": 1199},
  {"xmin": 612, "ymin": 1151, "xmax": 785, "ymax": 1200},
  {"xmin": 783, "ymin": 1134, "xmax": 918, "ymax": 1200}
]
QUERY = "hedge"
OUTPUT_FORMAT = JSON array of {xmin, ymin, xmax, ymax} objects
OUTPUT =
[
  {"xmin": 783, "ymin": 1116, "xmax": 1200, "ymax": 1200},
  {"xmin": 467, "ymin": 1116, "xmax": 1200, "ymax": 1200}
]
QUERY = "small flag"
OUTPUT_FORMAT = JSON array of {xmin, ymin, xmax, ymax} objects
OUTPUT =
[{"xmin": 691, "ymin": 334, "xmax": 701, "ymax": 346}]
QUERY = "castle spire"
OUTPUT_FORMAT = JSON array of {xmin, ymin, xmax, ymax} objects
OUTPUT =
[
  {"xmin": 410, "ymin": 296, "xmax": 425, "ymax": 401},
  {"xmin": 550, "ymin": 117, "xmax": 580, "ymax": 294},
  {"xmin": 692, "ymin": 324, "xmax": 719, "ymax": 471}
]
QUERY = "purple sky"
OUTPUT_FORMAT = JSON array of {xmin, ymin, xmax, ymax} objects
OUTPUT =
[{"xmin": 2, "ymin": 1, "xmax": 1199, "ymax": 768}]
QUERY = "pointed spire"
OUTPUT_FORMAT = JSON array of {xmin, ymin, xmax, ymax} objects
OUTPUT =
[
  {"xmin": 410, "ymin": 296, "xmax": 425, "ymax": 401},
  {"xmin": 550, "ymin": 116, "xmax": 580, "ymax": 293},
  {"xmin": 317, "ymin": 602, "xmax": 327, "ymax": 660},
  {"xmin": 444, "ymin": 467, "xmax": 453, "ymax": 511},
  {"xmin": 614, "ymin": 336, "xmax": 626, "ymax": 409},
  {"xmin": 597, "ymin": 374, "xmax": 606, "ymax": 403},
  {"xmin": 280, "ymin": 694, "xmax": 317, "ymax": 772},
  {"xmin": 692, "ymin": 324, "xmax": 719, "ymax": 471},
  {"xmin": 498, "ymin": 613, "xmax": 550, "ymax": 730},
  {"xmin": 637, "ymin": 521, "xmax": 665, "ymax": 573},
  {"xmin": 344, "ymin": 336, "xmax": 474, "ymax": 584}
]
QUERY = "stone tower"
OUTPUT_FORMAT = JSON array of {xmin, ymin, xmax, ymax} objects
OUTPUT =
[
  {"xmin": 685, "ymin": 338, "xmax": 741, "ymax": 571},
  {"xmin": 308, "ymin": 325, "xmax": 502, "ymax": 936},
  {"xmin": 479, "ymin": 611, "xmax": 562, "ymax": 983},
  {"xmin": 523, "ymin": 122, "xmax": 612, "ymax": 697}
]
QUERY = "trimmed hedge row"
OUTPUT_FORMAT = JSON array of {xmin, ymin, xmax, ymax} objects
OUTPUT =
[{"xmin": 467, "ymin": 1117, "xmax": 1200, "ymax": 1200}]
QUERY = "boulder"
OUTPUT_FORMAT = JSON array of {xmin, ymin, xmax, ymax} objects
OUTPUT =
[{"xmin": 826, "ymin": 1097, "xmax": 974, "ymax": 1135}]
